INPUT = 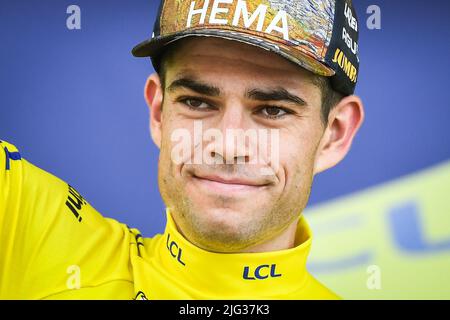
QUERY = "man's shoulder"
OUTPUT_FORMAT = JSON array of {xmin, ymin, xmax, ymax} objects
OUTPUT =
[
  {"xmin": 0, "ymin": 139, "xmax": 139, "ymax": 299},
  {"xmin": 0, "ymin": 139, "xmax": 22, "ymax": 173}
]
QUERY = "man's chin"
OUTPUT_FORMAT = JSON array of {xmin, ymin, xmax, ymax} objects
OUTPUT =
[
  {"xmin": 188, "ymin": 205, "xmax": 253, "ymax": 235},
  {"xmin": 174, "ymin": 203, "xmax": 274, "ymax": 252}
]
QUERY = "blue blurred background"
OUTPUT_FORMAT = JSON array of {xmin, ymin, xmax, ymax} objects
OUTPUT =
[{"xmin": 0, "ymin": 1, "xmax": 449, "ymax": 240}]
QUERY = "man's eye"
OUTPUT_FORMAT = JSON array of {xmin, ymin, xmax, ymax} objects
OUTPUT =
[
  {"xmin": 182, "ymin": 98, "xmax": 211, "ymax": 110},
  {"xmin": 259, "ymin": 106, "xmax": 290, "ymax": 119}
]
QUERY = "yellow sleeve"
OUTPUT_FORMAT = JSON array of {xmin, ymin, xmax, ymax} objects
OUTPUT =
[{"xmin": 0, "ymin": 140, "xmax": 135, "ymax": 299}]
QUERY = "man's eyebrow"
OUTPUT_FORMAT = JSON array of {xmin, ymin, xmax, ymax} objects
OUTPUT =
[
  {"xmin": 167, "ymin": 77, "xmax": 221, "ymax": 96},
  {"xmin": 167, "ymin": 77, "xmax": 307, "ymax": 107},
  {"xmin": 245, "ymin": 88, "xmax": 308, "ymax": 107}
]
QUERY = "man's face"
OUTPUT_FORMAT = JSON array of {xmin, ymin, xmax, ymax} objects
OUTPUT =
[{"xmin": 156, "ymin": 37, "xmax": 326, "ymax": 252}]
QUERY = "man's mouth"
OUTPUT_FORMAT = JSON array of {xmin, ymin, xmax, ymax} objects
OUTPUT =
[{"xmin": 191, "ymin": 174, "xmax": 269, "ymax": 194}]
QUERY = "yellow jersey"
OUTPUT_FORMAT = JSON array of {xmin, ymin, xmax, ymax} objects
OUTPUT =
[{"xmin": 0, "ymin": 139, "xmax": 339, "ymax": 300}]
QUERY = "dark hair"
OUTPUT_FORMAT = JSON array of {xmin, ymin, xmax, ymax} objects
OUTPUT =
[
  {"xmin": 311, "ymin": 76, "xmax": 344, "ymax": 124},
  {"xmin": 155, "ymin": 42, "xmax": 343, "ymax": 125}
]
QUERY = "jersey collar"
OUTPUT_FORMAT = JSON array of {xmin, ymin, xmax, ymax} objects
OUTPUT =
[{"xmin": 157, "ymin": 208, "xmax": 313, "ymax": 298}]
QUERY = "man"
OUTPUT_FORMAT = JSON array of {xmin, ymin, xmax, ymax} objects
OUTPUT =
[{"xmin": 0, "ymin": 0, "xmax": 363, "ymax": 299}]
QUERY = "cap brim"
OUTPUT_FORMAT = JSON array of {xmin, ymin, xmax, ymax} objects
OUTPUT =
[{"xmin": 132, "ymin": 29, "xmax": 335, "ymax": 77}]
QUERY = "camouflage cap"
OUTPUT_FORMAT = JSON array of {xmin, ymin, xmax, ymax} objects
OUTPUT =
[{"xmin": 132, "ymin": 0, "xmax": 360, "ymax": 95}]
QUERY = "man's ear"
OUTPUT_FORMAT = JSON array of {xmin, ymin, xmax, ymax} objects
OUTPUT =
[
  {"xmin": 144, "ymin": 73, "xmax": 164, "ymax": 149},
  {"xmin": 313, "ymin": 95, "xmax": 365, "ymax": 174}
]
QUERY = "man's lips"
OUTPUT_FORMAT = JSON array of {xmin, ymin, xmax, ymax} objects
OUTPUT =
[
  {"xmin": 191, "ymin": 174, "xmax": 269, "ymax": 194},
  {"xmin": 195, "ymin": 174, "xmax": 266, "ymax": 186}
]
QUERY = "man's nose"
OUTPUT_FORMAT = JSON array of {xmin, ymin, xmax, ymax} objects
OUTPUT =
[{"xmin": 208, "ymin": 104, "xmax": 255, "ymax": 165}]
